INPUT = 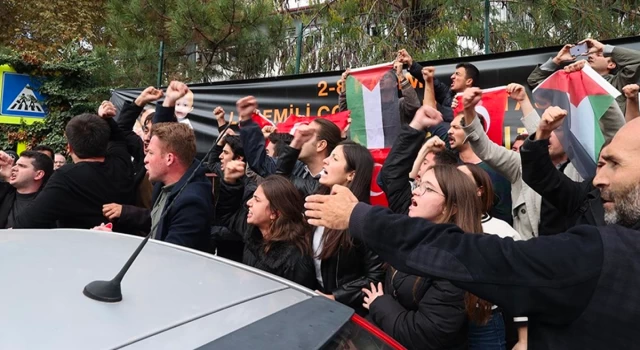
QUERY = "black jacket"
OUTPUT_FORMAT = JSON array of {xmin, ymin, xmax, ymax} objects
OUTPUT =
[
  {"xmin": 316, "ymin": 236, "xmax": 385, "ymax": 315},
  {"xmin": 348, "ymin": 203, "xmax": 640, "ymax": 350},
  {"xmin": 238, "ymin": 118, "xmax": 281, "ymax": 178},
  {"xmin": 275, "ymin": 145, "xmax": 320, "ymax": 198},
  {"xmin": 407, "ymin": 62, "xmax": 456, "ymax": 123},
  {"xmin": 379, "ymin": 125, "xmax": 426, "ymax": 215},
  {"xmin": 369, "ymin": 269, "xmax": 468, "ymax": 350},
  {"xmin": 14, "ymin": 119, "xmax": 134, "ymax": 229},
  {"xmin": 243, "ymin": 226, "xmax": 316, "ymax": 289},
  {"xmin": 0, "ymin": 182, "xmax": 16, "ymax": 228},
  {"xmin": 520, "ymin": 136, "xmax": 605, "ymax": 227}
]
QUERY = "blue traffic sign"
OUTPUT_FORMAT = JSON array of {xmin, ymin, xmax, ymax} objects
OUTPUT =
[{"xmin": 1, "ymin": 72, "xmax": 46, "ymax": 118}]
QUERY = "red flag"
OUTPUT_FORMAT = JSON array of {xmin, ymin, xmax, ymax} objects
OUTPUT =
[
  {"xmin": 369, "ymin": 148, "xmax": 390, "ymax": 207},
  {"xmin": 453, "ymin": 86, "xmax": 507, "ymax": 145},
  {"xmin": 276, "ymin": 111, "xmax": 350, "ymax": 134},
  {"xmin": 251, "ymin": 112, "xmax": 276, "ymax": 129}
]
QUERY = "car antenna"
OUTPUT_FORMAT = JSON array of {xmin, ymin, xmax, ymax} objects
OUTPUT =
[{"xmin": 83, "ymin": 121, "xmax": 234, "ymax": 303}]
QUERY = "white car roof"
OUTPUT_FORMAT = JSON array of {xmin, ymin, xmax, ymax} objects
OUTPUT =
[{"xmin": 0, "ymin": 229, "xmax": 321, "ymax": 349}]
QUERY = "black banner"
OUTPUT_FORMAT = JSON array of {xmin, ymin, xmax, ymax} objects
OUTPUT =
[{"xmin": 111, "ymin": 37, "xmax": 640, "ymax": 155}]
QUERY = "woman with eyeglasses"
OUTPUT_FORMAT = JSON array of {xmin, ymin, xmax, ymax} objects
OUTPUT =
[{"xmin": 363, "ymin": 164, "xmax": 483, "ymax": 350}]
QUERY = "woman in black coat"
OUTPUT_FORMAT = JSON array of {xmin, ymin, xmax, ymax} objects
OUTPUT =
[
  {"xmin": 302, "ymin": 141, "xmax": 384, "ymax": 314},
  {"xmin": 363, "ymin": 165, "xmax": 491, "ymax": 349},
  {"xmin": 221, "ymin": 168, "xmax": 315, "ymax": 289}
]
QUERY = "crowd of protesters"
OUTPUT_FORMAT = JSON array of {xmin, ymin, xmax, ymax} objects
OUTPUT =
[{"xmin": 1, "ymin": 37, "xmax": 640, "ymax": 350}]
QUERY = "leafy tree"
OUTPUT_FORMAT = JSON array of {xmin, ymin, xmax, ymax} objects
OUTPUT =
[
  {"xmin": 0, "ymin": 0, "xmax": 108, "ymax": 56},
  {"xmin": 103, "ymin": 0, "xmax": 291, "ymax": 86},
  {"xmin": 0, "ymin": 47, "xmax": 110, "ymax": 152},
  {"xmin": 288, "ymin": 0, "xmax": 640, "ymax": 74}
]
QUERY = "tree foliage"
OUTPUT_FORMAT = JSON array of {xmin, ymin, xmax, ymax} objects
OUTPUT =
[
  {"xmin": 103, "ymin": 0, "xmax": 291, "ymax": 86},
  {"xmin": 0, "ymin": 0, "xmax": 108, "ymax": 55},
  {"xmin": 287, "ymin": 0, "xmax": 640, "ymax": 74},
  {"xmin": 0, "ymin": 48, "xmax": 109, "ymax": 152}
]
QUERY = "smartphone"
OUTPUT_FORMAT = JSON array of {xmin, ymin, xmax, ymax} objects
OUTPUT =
[{"xmin": 570, "ymin": 43, "xmax": 589, "ymax": 57}]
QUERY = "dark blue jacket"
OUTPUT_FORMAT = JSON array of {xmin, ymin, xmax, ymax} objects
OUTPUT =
[{"xmin": 150, "ymin": 160, "xmax": 213, "ymax": 251}]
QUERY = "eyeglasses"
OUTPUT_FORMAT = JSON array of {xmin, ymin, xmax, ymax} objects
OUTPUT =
[{"xmin": 416, "ymin": 182, "xmax": 445, "ymax": 197}]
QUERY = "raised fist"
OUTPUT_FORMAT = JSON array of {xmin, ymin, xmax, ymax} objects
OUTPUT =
[
  {"xmin": 422, "ymin": 66, "xmax": 435, "ymax": 81},
  {"xmin": 164, "ymin": 81, "xmax": 189, "ymax": 104},
  {"xmin": 135, "ymin": 86, "xmax": 163, "ymax": 106},
  {"xmin": 293, "ymin": 124, "xmax": 316, "ymax": 145},
  {"xmin": 98, "ymin": 100, "xmax": 117, "ymax": 119},
  {"xmin": 462, "ymin": 87, "xmax": 483, "ymax": 110},
  {"xmin": 622, "ymin": 84, "xmax": 640, "ymax": 99},
  {"xmin": 425, "ymin": 136, "xmax": 446, "ymax": 153},
  {"xmin": 262, "ymin": 125, "xmax": 277, "ymax": 138},
  {"xmin": 539, "ymin": 106, "xmax": 568, "ymax": 134},
  {"xmin": 213, "ymin": 106, "xmax": 225, "ymax": 121},
  {"xmin": 411, "ymin": 106, "xmax": 443, "ymax": 130},
  {"xmin": 236, "ymin": 96, "xmax": 258, "ymax": 122},
  {"xmin": 397, "ymin": 49, "xmax": 413, "ymax": 66},
  {"xmin": 0, "ymin": 151, "xmax": 14, "ymax": 167},
  {"xmin": 223, "ymin": 160, "xmax": 246, "ymax": 183},
  {"xmin": 506, "ymin": 83, "xmax": 528, "ymax": 102}
]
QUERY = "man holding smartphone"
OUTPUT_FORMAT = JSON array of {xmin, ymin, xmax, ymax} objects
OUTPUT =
[{"xmin": 528, "ymin": 38, "xmax": 640, "ymax": 116}]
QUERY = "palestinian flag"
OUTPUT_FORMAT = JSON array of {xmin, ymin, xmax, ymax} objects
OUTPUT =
[
  {"xmin": 533, "ymin": 64, "xmax": 620, "ymax": 178},
  {"xmin": 276, "ymin": 111, "xmax": 350, "ymax": 135},
  {"xmin": 346, "ymin": 63, "xmax": 400, "ymax": 149},
  {"xmin": 453, "ymin": 86, "xmax": 508, "ymax": 145}
]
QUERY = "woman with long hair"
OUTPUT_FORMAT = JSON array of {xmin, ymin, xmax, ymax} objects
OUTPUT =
[
  {"xmin": 363, "ymin": 164, "xmax": 490, "ymax": 349},
  {"xmin": 459, "ymin": 163, "xmax": 522, "ymax": 240},
  {"xmin": 231, "ymin": 174, "xmax": 315, "ymax": 289},
  {"xmin": 311, "ymin": 141, "xmax": 385, "ymax": 315}
]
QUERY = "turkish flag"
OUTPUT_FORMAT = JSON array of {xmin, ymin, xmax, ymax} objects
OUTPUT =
[
  {"xmin": 276, "ymin": 111, "xmax": 350, "ymax": 134},
  {"xmin": 369, "ymin": 148, "xmax": 390, "ymax": 207},
  {"xmin": 453, "ymin": 86, "xmax": 507, "ymax": 145},
  {"xmin": 251, "ymin": 112, "xmax": 276, "ymax": 129}
]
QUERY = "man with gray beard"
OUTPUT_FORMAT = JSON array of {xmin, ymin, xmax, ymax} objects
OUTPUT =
[{"xmin": 304, "ymin": 111, "xmax": 640, "ymax": 349}]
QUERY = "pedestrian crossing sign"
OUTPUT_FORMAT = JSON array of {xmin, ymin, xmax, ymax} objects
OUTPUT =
[{"xmin": 0, "ymin": 65, "xmax": 47, "ymax": 124}]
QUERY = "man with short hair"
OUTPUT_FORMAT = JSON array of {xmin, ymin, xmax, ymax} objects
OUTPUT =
[
  {"xmin": 447, "ymin": 111, "xmax": 514, "ymax": 225},
  {"xmin": 32, "ymin": 145, "xmax": 54, "ymax": 159},
  {"xmin": 304, "ymin": 116, "xmax": 640, "ymax": 350},
  {"xmin": 53, "ymin": 153, "xmax": 66, "ymax": 170},
  {"xmin": 12, "ymin": 105, "xmax": 134, "ymax": 229},
  {"xmin": 234, "ymin": 96, "xmax": 342, "ymax": 193},
  {"xmin": 398, "ymin": 49, "xmax": 479, "ymax": 122},
  {"xmin": 0, "ymin": 151, "xmax": 53, "ymax": 228},
  {"xmin": 529, "ymin": 39, "xmax": 640, "ymax": 114},
  {"xmin": 110, "ymin": 123, "xmax": 212, "ymax": 251}
]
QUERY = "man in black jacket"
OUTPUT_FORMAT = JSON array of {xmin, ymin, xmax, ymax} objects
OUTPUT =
[
  {"xmin": 13, "ymin": 106, "xmax": 134, "ymax": 229},
  {"xmin": 304, "ymin": 114, "xmax": 640, "ymax": 349},
  {"xmin": 0, "ymin": 151, "xmax": 53, "ymax": 228},
  {"xmin": 235, "ymin": 96, "xmax": 341, "ymax": 194},
  {"xmin": 520, "ymin": 109, "xmax": 607, "ymax": 228}
]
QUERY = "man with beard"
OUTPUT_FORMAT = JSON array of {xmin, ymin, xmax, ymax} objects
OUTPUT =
[
  {"xmin": 304, "ymin": 109, "xmax": 640, "ymax": 349},
  {"xmin": 0, "ymin": 151, "xmax": 54, "ymax": 228},
  {"xmin": 447, "ymin": 112, "xmax": 513, "ymax": 225}
]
